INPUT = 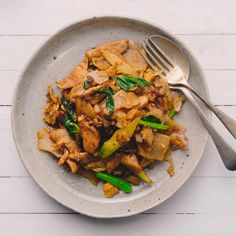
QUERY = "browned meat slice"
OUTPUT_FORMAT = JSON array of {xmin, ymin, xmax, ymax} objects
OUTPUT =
[
  {"xmin": 171, "ymin": 91, "xmax": 185, "ymax": 112},
  {"xmin": 133, "ymin": 95, "xmax": 149, "ymax": 110},
  {"xmin": 126, "ymin": 109, "xmax": 139, "ymax": 120},
  {"xmin": 78, "ymin": 155, "xmax": 96, "ymax": 166},
  {"xmin": 170, "ymin": 132, "xmax": 188, "ymax": 149},
  {"xmin": 116, "ymin": 129, "xmax": 132, "ymax": 145},
  {"xmin": 86, "ymin": 70, "xmax": 109, "ymax": 85},
  {"xmin": 143, "ymin": 68, "xmax": 155, "ymax": 82},
  {"xmin": 79, "ymin": 82, "xmax": 109, "ymax": 98},
  {"xmin": 135, "ymin": 127, "xmax": 154, "ymax": 146},
  {"xmin": 167, "ymin": 159, "xmax": 175, "ymax": 176},
  {"xmin": 38, "ymin": 128, "xmax": 84, "ymax": 173},
  {"xmin": 112, "ymin": 111, "xmax": 128, "ymax": 128},
  {"xmin": 102, "ymin": 50, "xmax": 137, "ymax": 76},
  {"xmin": 49, "ymin": 128, "xmax": 81, "ymax": 154},
  {"xmin": 66, "ymin": 159, "xmax": 78, "ymax": 173},
  {"xmin": 113, "ymin": 90, "xmax": 140, "ymax": 110},
  {"xmin": 121, "ymin": 153, "xmax": 142, "ymax": 173},
  {"xmin": 88, "ymin": 94, "xmax": 107, "ymax": 106},
  {"xmin": 86, "ymin": 40, "xmax": 130, "ymax": 77},
  {"xmin": 122, "ymin": 40, "xmax": 147, "ymax": 73},
  {"xmin": 57, "ymin": 149, "xmax": 69, "ymax": 166},
  {"xmin": 140, "ymin": 158, "xmax": 155, "ymax": 168},
  {"xmin": 165, "ymin": 152, "xmax": 175, "ymax": 177},
  {"xmin": 86, "ymin": 161, "xmax": 106, "ymax": 172},
  {"xmin": 66, "ymin": 83, "xmax": 84, "ymax": 102},
  {"xmin": 112, "ymin": 168, "xmax": 131, "ymax": 177},
  {"xmin": 140, "ymin": 127, "xmax": 154, "ymax": 146},
  {"xmin": 106, "ymin": 153, "xmax": 121, "ymax": 173},
  {"xmin": 80, "ymin": 100, "xmax": 97, "ymax": 118},
  {"xmin": 38, "ymin": 128, "xmax": 80, "ymax": 173},
  {"xmin": 103, "ymin": 182, "xmax": 119, "ymax": 198},
  {"xmin": 125, "ymin": 175, "xmax": 140, "ymax": 185},
  {"xmin": 77, "ymin": 167, "xmax": 99, "ymax": 186},
  {"xmin": 147, "ymin": 104, "xmax": 183, "ymax": 132},
  {"xmin": 79, "ymin": 117, "xmax": 101, "ymax": 154},
  {"xmin": 138, "ymin": 133, "xmax": 171, "ymax": 161},
  {"xmin": 112, "ymin": 109, "xmax": 144, "ymax": 128},
  {"xmin": 104, "ymin": 66, "xmax": 117, "ymax": 77},
  {"xmin": 158, "ymin": 77, "xmax": 172, "ymax": 111},
  {"xmin": 56, "ymin": 57, "xmax": 88, "ymax": 89},
  {"xmin": 92, "ymin": 57, "xmax": 111, "ymax": 71},
  {"xmin": 68, "ymin": 152, "xmax": 88, "ymax": 162},
  {"xmin": 142, "ymin": 85, "xmax": 157, "ymax": 101},
  {"xmin": 43, "ymin": 86, "xmax": 60, "ymax": 125},
  {"xmin": 37, "ymin": 128, "xmax": 61, "ymax": 157},
  {"xmin": 86, "ymin": 40, "xmax": 129, "ymax": 60}
]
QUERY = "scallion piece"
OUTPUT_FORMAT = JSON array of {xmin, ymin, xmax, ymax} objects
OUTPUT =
[
  {"xmin": 63, "ymin": 116, "xmax": 80, "ymax": 137},
  {"xmin": 96, "ymin": 172, "xmax": 132, "ymax": 193},
  {"xmin": 83, "ymin": 80, "xmax": 91, "ymax": 90},
  {"xmin": 95, "ymin": 88, "xmax": 115, "ymax": 113},
  {"xmin": 168, "ymin": 108, "xmax": 177, "ymax": 119},
  {"xmin": 113, "ymin": 75, "xmax": 152, "ymax": 91},
  {"xmin": 137, "ymin": 171, "xmax": 153, "ymax": 184},
  {"xmin": 61, "ymin": 97, "xmax": 77, "ymax": 122},
  {"xmin": 139, "ymin": 119, "xmax": 169, "ymax": 130}
]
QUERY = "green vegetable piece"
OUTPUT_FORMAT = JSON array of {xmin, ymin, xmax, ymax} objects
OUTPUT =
[
  {"xmin": 140, "ymin": 108, "xmax": 176, "ymax": 130},
  {"xmin": 96, "ymin": 172, "xmax": 132, "ymax": 193},
  {"xmin": 139, "ymin": 119, "xmax": 169, "ymax": 130},
  {"xmin": 83, "ymin": 80, "xmax": 91, "ymax": 90},
  {"xmin": 137, "ymin": 171, "xmax": 153, "ymax": 185},
  {"xmin": 168, "ymin": 108, "xmax": 177, "ymax": 119},
  {"xmin": 99, "ymin": 117, "xmax": 140, "ymax": 158},
  {"xmin": 113, "ymin": 77, "xmax": 131, "ymax": 91},
  {"xmin": 96, "ymin": 88, "xmax": 115, "ymax": 113},
  {"xmin": 113, "ymin": 75, "xmax": 152, "ymax": 91},
  {"xmin": 63, "ymin": 117, "xmax": 80, "ymax": 137},
  {"xmin": 61, "ymin": 97, "xmax": 77, "ymax": 122},
  {"xmin": 141, "ymin": 116, "xmax": 161, "ymax": 124}
]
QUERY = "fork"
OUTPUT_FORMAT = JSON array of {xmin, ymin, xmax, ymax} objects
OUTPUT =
[{"xmin": 139, "ymin": 35, "xmax": 236, "ymax": 170}]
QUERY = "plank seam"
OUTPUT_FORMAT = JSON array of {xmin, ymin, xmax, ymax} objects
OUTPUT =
[
  {"xmin": 1, "ymin": 175, "xmax": 236, "ymax": 179},
  {"xmin": 1, "ymin": 212, "xmax": 236, "ymax": 215},
  {"xmin": 2, "ymin": 68, "xmax": 236, "ymax": 71},
  {"xmin": 1, "ymin": 33, "xmax": 236, "ymax": 36},
  {"xmin": 2, "ymin": 104, "xmax": 236, "ymax": 107}
]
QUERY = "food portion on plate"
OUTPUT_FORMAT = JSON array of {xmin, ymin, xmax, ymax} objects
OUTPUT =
[{"xmin": 37, "ymin": 39, "xmax": 187, "ymax": 198}]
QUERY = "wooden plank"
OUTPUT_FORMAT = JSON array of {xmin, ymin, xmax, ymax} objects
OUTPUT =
[
  {"xmin": 2, "ymin": 105, "xmax": 236, "ymax": 178},
  {"xmin": 0, "ymin": 71, "xmax": 19, "ymax": 105},
  {"xmin": 0, "ymin": 106, "xmax": 28, "ymax": 176},
  {"xmin": 193, "ymin": 106, "xmax": 236, "ymax": 177},
  {"xmin": 178, "ymin": 35, "xmax": 236, "ymax": 70},
  {"xmin": 1, "ymin": 70, "xmax": 236, "ymax": 106},
  {"xmin": 0, "ymin": 0, "xmax": 236, "ymax": 35},
  {"xmin": 1, "ymin": 35, "xmax": 236, "ymax": 71},
  {"xmin": 0, "ymin": 177, "xmax": 68, "ymax": 213},
  {"xmin": 1, "ymin": 1, "xmax": 236, "ymax": 235},
  {"xmin": 206, "ymin": 70, "xmax": 236, "ymax": 105},
  {"xmin": 1, "ymin": 177, "xmax": 236, "ymax": 215},
  {"xmin": 1, "ymin": 213, "xmax": 236, "ymax": 236},
  {"xmin": 0, "ymin": 36, "xmax": 46, "ymax": 70}
]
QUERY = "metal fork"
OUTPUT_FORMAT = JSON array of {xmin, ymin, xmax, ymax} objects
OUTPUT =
[{"xmin": 139, "ymin": 35, "xmax": 236, "ymax": 170}]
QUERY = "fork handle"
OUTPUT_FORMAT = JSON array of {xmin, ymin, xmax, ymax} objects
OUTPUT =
[
  {"xmin": 173, "ymin": 82, "xmax": 236, "ymax": 140},
  {"xmin": 175, "ymin": 86, "xmax": 236, "ymax": 170}
]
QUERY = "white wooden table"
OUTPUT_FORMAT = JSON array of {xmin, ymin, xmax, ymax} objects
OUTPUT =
[{"xmin": 1, "ymin": 0, "xmax": 236, "ymax": 235}]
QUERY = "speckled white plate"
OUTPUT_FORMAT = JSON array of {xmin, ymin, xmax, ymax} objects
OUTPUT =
[{"xmin": 11, "ymin": 16, "xmax": 210, "ymax": 218}]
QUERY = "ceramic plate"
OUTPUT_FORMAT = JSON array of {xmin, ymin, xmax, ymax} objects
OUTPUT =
[{"xmin": 11, "ymin": 16, "xmax": 210, "ymax": 218}]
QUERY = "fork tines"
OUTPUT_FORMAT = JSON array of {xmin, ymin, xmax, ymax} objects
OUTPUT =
[{"xmin": 139, "ymin": 35, "xmax": 175, "ymax": 75}]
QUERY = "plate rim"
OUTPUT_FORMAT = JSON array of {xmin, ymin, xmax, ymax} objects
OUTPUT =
[{"xmin": 11, "ymin": 15, "xmax": 211, "ymax": 218}]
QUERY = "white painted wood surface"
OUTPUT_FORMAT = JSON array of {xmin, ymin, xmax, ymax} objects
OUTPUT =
[{"xmin": 1, "ymin": 0, "xmax": 236, "ymax": 235}]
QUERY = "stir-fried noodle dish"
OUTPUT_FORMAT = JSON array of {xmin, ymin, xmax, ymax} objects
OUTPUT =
[{"xmin": 37, "ymin": 39, "xmax": 188, "ymax": 198}]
